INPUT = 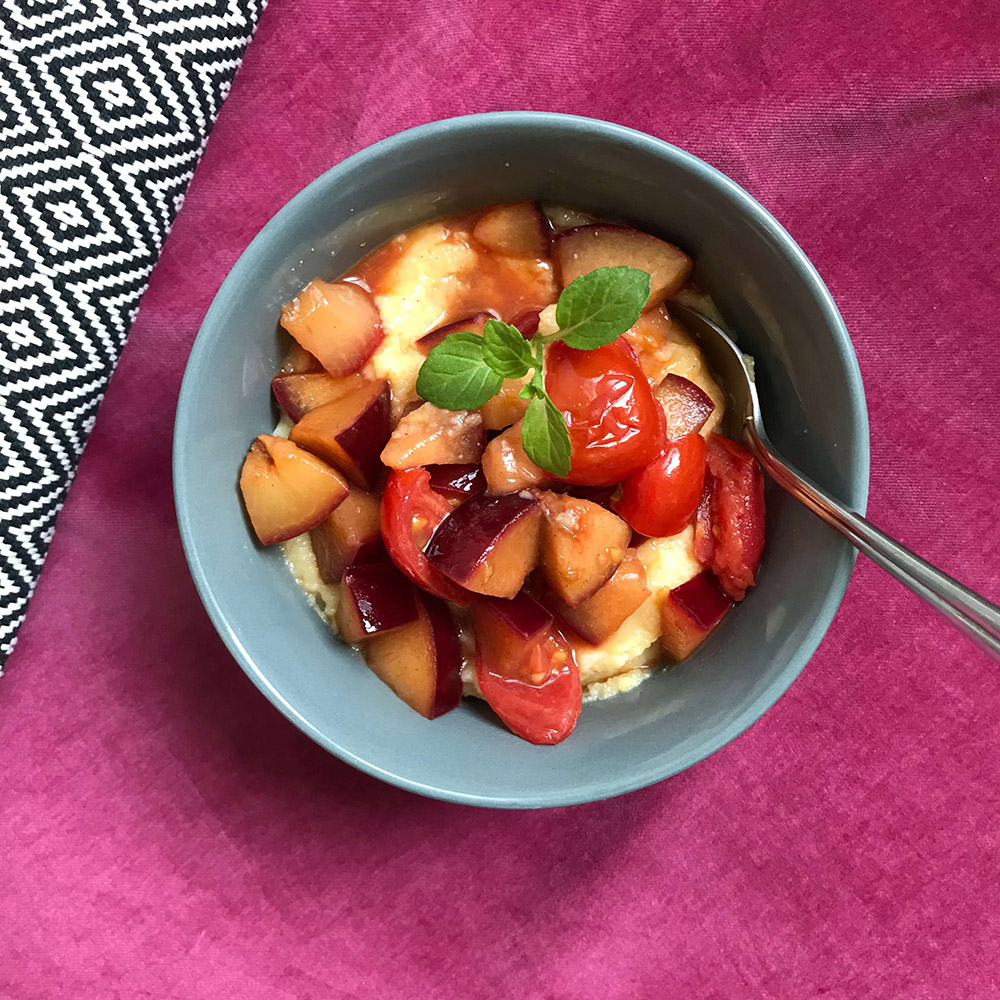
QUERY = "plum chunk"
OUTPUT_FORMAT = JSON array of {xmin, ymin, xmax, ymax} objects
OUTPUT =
[
  {"xmin": 427, "ymin": 464, "xmax": 487, "ymax": 502},
  {"xmin": 277, "ymin": 342, "xmax": 322, "ymax": 374},
  {"xmin": 280, "ymin": 279, "xmax": 384, "ymax": 376},
  {"xmin": 425, "ymin": 491, "xmax": 542, "ymax": 598},
  {"xmin": 380, "ymin": 402, "xmax": 485, "ymax": 469},
  {"xmin": 539, "ymin": 493, "xmax": 631, "ymax": 607},
  {"xmin": 335, "ymin": 562, "xmax": 420, "ymax": 642},
  {"xmin": 475, "ymin": 592, "xmax": 553, "ymax": 647},
  {"xmin": 511, "ymin": 309, "xmax": 541, "ymax": 338},
  {"xmin": 554, "ymin": 225, "xmax": 692, "ymax": 308},
  {"xmin": 289, "ymin": 379, "xmax": 391, "ymax": 491},
  {"xmin": 239, "ymin": 435, "xmax": 349, "ymax": 546},
  {"xmin": 482, "ymin": 420, "xmax": 547, "ymax": 493},
  {"xmin": 479, "ymin": 376, "xmax": 531, "ymax": 431},
  {"xmin": 660, "ymin": 570, "xmax": 733, "ymax": 661},
  {"xmin": 271, "ymin": 372, "xmax": 367, "ymax": 422},
  {"xmin": 655, "ymin": 374, "xmax": 715, "ymax": 439},
  {"xmin": 310, "ymin": 486, "xmax": 382, "ymax": 583},
  {"xmin": 550, "ymin": 548, "xmax": 650, "ymax": 645},
  {"xmin": 415, "ymin": 312, "xmax": 495, "ymax": 354},
  {"xmin": 473, "ymin": 201, "xmax": 550, "ymax": 259},
  {"xmin": 362, "ymin": 593, "xmax": 463, "ymax": 719}
]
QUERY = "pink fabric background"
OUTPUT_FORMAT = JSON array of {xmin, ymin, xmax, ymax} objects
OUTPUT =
[{"xmin": 3, "ymin": 2, "xmax": 999, "ymax": 996}]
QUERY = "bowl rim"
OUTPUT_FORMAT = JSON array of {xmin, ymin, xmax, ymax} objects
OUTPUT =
[{"xmin": 174, "ymin": 111, "xmax": 870, "ymax": 808}]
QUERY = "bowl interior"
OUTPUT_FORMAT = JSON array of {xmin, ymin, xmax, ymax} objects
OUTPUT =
[{"xmin": 174, "ymin": 114, "xmax": 869, "ymax": 807}]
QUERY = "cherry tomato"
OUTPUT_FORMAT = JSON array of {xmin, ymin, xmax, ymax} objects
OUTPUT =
[
  {"xmin": 614, "ymin": 432, "xmax": 706, "ymax": 537},
  {"xmin": 544, "ymin": 338, "xmax": 665, "ymax": 486},
  {"xmin": 474, "ymin": 600, "xmax": 581, "ymax": 745},
  {"xmin": 381, "ymin": 468, "xmax": 471, "ymax": 605},
  {"xmin": 699, "ymin": 435, "xmax": 765, "ymax": 600}
]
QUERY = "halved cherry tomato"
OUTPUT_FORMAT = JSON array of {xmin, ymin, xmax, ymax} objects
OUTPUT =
[
  {"xmin": 474, "ymin": 597, "xmax": 581, "ymax": 745},
  {"xmin": 380, "ymin": 468, "xmax": 471, "ymax": 605},
  {"xmin": 614, "ymin": 432, "xmax": 706, "ymax": 537},
  {"xmin": 544, "ymin": 338, "xmax": 665, "ymax": 486},
  {"xmin": 699, "ymin": 435, "xmax": 765, "ymax": 600}
]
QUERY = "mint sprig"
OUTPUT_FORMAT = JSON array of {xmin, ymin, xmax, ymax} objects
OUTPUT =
[
  {"xmin": 522, "ymin": 393, "xmax": 571, "ymax": 477},
  {"xmin": 482, "ymin": 319, "xmax": 533, "ymax": 378},
  {"xmin": 415, "ymin": 330, "xmax": 502, "ymax": 410},
  {"xmin": 554, "ymin": 266, "xmax": 650, "ymax": 349},
  {"xmin": 416, "ymin": 266, "xmax": 649, "ymax": 475}
]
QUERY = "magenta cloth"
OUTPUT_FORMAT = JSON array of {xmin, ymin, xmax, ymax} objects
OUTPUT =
[{"xmin": 3, "ymin": 2, "xmax": 999, "ymax": 996}]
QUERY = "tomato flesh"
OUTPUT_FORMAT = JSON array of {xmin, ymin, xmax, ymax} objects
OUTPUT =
[
  {"xmin": 614, "ymin": 431, "xmax": 706, "ymax": 537},
  {"xmin": 474, "ymin": 599, "xmax": 581, "ymax": 745},
  {"xmin": 544, "ymin": 338, "xmax": 665, "ymax": 486},
  {"xmin": 380, "ymin": 468, "xmax": 471, "ymax": 605},
  {"xmin": 699, "ymin": 435, "xmax": 765, "ymax": 600}
]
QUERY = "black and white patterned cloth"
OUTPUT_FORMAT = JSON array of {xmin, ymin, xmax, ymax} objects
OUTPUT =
[{"xmin": 0, "ymin": 0, "xmax": 265, "ymax": 666}]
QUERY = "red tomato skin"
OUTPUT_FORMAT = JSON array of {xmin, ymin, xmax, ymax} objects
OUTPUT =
[
  {"xmin": 544, "ymin": 339, "xmax": 665, "ymax": 486},
  {"xmin": 614, "ymin": 432, "xmax": 707, "ymax": 537},
  {"xmin": 473, "ymin": 603, "xmax": 581, "ymax": 745},
  {"xmin": 701, "ymin": 435, "xmax": 765, "ymax": 600},
  {"xmin": 380, "ymin": 468, "xmax": 471, "ymax": 605}
]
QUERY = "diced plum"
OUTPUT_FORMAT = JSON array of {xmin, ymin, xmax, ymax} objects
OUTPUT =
[
  {"xmin": 380, "ymin": 402, "xmax": 485, "ymax": 469},
  {"xmin": 280, "ymin": 279, "xmax": 384, "ymax": 376},
  {"xmin": 310, "ymin": 486, "xmax": 382, "ymax": 583},
  {"xmin": 362, "ymin": 592, "xmax": 463, "ymax": 719},
  {"xmin": 415, "ymin": 312, "xmax": 495, "ymax": 354},
  {"xmin": 479, "ymin": 375, "xmax": 531, "ymax": 431},
  {"xmin": 427, "ymin": 464, "xmax": 487, "ymax": 502},
  {"xmin": 551, "ymin": 548, "xmax": 650, "ymax": 645},
  {"xmin": 289, "ymin": 379, "xmax": 391, "ymax": 491},
  {"xmin": 511, "ymin": 310, "xmax": 541, "ymax": 338},
  {"xmin": 239, "ymin": 434, "xmax": 349, "ymax": 546},
  {"xmin": 554, "ymin": 225, "xmax": 692, "ymax": 309},
  {"xmin": 622, "ymin": 307, "xmax": 675, "ymax": 385},
  {"xmin": 478, "ymin": 592, "xmax": 553, "ymax": 644},
  {"xmin": 425, "ymin": 491, "xmax": 542, "ymax": 598},
  {"xmin": 655, "ymin": 374, "xmax": 715, "ymax": 439},
  {"xmin": 277, "ymin": 342, "xmax": 322, "ymax": 374},
  {"xmin": 473, "ymin": 201, "xmax": 550, "ymax": 259},
  {"xmin": 539, "ymin": 492, "xmax": 631, "ymax": 607},
  {"xmin": 660, "ymin": 571, "xmax": 734, "ymax": 661},
  {"xmin": 335, "ymin": 562, "xmax": 420, "ymax": 642},
  {"xmin": 481, "ymin": 420, "xmax": 547, "ymax": 493},
  {"xmin": 564, "ymin": 483, "xmax": 619, "ymax": 510},
  {"xmin": 271, "ymin": 372, "xmax": 367, "ymax": 422}
]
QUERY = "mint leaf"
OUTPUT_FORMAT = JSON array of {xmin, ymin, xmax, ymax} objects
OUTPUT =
[
  {"xmin": 482, "ymin": 319, "xmax": 533, "ymax": 379},
  {"xmin": 553, "ymin": 266, "xmax": 650, "ymax": 350},
  {"xmin": 521, "ymin": 392, "xmax": 571, "ymax": 477},
  {"xmin": 416, "ymin": 331, "xmax": 503, "ymax": 410}
]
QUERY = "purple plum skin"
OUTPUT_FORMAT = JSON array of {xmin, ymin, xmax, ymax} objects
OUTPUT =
[
  {"xmin": 337, "ymin": 382, "xmax": 390, "ymax": 489},
  {"xmin": 342, "ymin": 562, "xmax": 419, "ymax": 635},
  {"xmin": 670, "ymin": 571, "xmax": 732, "ymax": 629},
  {"xmin": 427, "ymin": 464, "xmax": 487, "ymax": 501},
  {"xmin": 424, "ymin": 491, "xmax": 540, "ymax": 583},
  {"xmin": 478, "ymin": 591, "xmax": 552, "ymax": 641}
]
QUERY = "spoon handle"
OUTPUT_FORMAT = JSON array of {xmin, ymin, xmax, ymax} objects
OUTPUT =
[{"xmin": 746, "ymin": 427, "xmax": 1000, "ymax": 659}]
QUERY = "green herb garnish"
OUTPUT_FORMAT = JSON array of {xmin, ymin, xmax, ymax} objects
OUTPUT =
[{"xmin": 416, "ymin": 266, "xmax": 651, "ymax": 475}]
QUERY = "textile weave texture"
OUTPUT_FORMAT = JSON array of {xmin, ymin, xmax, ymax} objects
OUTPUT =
[
  {"xmin": 0, "ymin": 0, "xmax": 264, "ymax": 663},
  {"xmin": 3, "ymin": 1, "xmax": 999, "ymax": 997}
]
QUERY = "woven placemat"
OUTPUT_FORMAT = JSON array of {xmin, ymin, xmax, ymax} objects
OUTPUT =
[{"xmin": 0, "ymin": 0, "xmax": 266, "ymax": 665}]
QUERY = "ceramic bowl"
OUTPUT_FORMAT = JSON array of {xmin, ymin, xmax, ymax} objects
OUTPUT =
[{"xmin": 174, "ymin": 112, "xmax": 869, "ymax": 808}]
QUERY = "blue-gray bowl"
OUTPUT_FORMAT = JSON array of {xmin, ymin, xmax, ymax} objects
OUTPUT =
[{"xmin": 173, "ymin": 112, "xmax": 869, "ymax": 808}]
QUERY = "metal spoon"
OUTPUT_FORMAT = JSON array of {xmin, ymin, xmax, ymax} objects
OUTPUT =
[{"xmin": 669, "ymin": 302, "xmax": 1000, "ymax": 659}]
